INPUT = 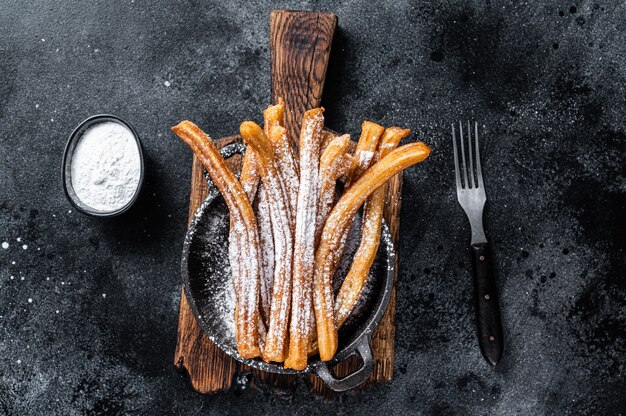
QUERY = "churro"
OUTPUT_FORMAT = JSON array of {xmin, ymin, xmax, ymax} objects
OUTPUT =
[
  {"xmin": 313, "ymin": 142, "xmax": 432, "ymax": 360},
  {"xmin": 240, "ymin": 121, "xmax": 294, "ymax": 363},
  {"xmin": 284, "ymin": 108, "xmax": 325, "ymax": 370},
  {"xmin": 345, "ymin": 121, "xmax": 385, "ymax": 187},
  {"xmin": 229, "ymin": 121, "xmax": 261, "ymax": 334},
  {"xmin": 335, "ymin": 127, "xmax": 411, "ymax": 327},
  {"xmin": 265, "ymin": 101, "xmax": 299, "ymax": 219},
  {"xmin": 172, "ymin": 121, "xmax": 261, "ymax": 358},
  {"xmin": 328, "ymin": 121, "xmax": 385, "ymax": 288}
]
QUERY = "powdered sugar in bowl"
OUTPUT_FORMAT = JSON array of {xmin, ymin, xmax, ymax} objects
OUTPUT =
[{"xmin": 63, "ymin": 115, "xmax": 144, "ymax": 216}]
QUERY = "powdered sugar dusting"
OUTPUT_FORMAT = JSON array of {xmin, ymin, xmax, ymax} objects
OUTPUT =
[
  {"xmin": 240, "ymin": 150, "xmax": 260, "ymax": 202},
  {"xmin": 270, "ymin": 124, "xmax": 299, "ymax": 219},
  {"xmin": 260, "ymin": 161, "xmax": 294, "ymax": 359},
  {"xmin": 357, "ymin": 150, "xmax": 375, "ymax": 168},
  {"xmin": 287, "ymin": 109, "xmax": 324, "ymax": 364},
  {"xmin": 315, "ymin": 135, "xmax": 351, "ymax": 245}
]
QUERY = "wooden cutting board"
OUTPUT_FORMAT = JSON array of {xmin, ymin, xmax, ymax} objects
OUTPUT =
[{"xmin": 173, "ymin": 10, "xmax": 404, "ymax": 398}]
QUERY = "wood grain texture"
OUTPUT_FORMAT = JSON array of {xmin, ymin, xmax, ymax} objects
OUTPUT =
[
  {"xmin": 270, "ymin": 10, "xmax": 337, "ymax": 147},
  {"xmin": 373, "ymin": 173, "xmax": 403, "ymax": 380}
]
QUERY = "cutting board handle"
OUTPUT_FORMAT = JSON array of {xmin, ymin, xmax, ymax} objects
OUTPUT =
[{"xmin": 270, "ymin": 10, "xmax": 337, "ymax": 146}]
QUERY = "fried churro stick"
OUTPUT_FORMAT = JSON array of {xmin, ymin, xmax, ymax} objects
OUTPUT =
[
  {"xmin": 264, "ymin": 101, "xmax": 299, "ymax": 219},
  {"xmin": 229, "ymin": 117, "xmax": 262, "ymax": 332},
  {"xmin": 251, "ymin": 102, "xmax": 286, "ymax": 329},
  {"xmin": 308, "ymin": 137, "xmax": 353, "ymax": 356},
  {"xmin": 284, "ymin": 108, "xmax": 325, "ymax": 370},
  {"xmin": 320, "ymin": 131, "xmax": 337, "ymax": 156},
  {"xmin": 338, "ymin": 153, "xmax": 356, "ymax": 180},
  {"xmin": 172, "ymin": 121, "xmax": 261, "ymax": 358},
  {"xmin": 314, "ymin": 142, "xmax": 432, "ymax": 360},
  {"xmin": 240, "ymin": 121, "xmax": 294, "ymax": 363},
  {"xmin": 335, "ymin": 127, "xmax": 411, "ymax": 327},
  {"xmin": 328, "ymin": 121, "xmax": 385, "ymax": 284},
  {"xmin": 239, "ymin": 149, "xmax": 260, "ymax": 201},
  {"xmin": 345, "ymin": 121, "xmax": 385, "ymax": 187},
  {"xmin": 229, "ymin": 146, "xmax": 259, "ymax": 283},
  {"xmin": 314, "ymin": 134, "xmax": 352, "ymax": 246}
]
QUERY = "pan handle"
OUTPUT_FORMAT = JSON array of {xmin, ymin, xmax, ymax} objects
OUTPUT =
[
  {"xmin": 202, "ymin": 143, "xmax": 247, "ymax": 185},
  {"xmin": 315, "ymin": 335, "xmax": 374, "ymax": 392}
]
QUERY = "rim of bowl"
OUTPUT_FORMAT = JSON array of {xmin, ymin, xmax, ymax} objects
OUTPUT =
[{"xmin": 62, "ymin": 114, "xmax": 145, "ymax": 217}]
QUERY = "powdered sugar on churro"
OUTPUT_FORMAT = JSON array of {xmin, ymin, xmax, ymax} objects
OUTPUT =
[
  {"xmin": 315, "ymin": 135, "xmax": 351, "ymax": 245},
  {"xmin": 285, "ymin": 109, "xmax": 324, "ymax": 369},
  {"xmin": 357, "ymin": 150, "xmax": 375, "ymax": 168},
  {"xmin": 262, "ymin": 168, "xmax": 294, "ymax": 360},
  {"xmin": 240, "ymin": 120, "xmax": 295, "ymax": 362},
  {"xmin": 240, "ymin": 150, "xmax": 260, "ymax": 201},
  {"xmin": 271, "ymin": 125, "xmax": 299, "ymax": 218}
]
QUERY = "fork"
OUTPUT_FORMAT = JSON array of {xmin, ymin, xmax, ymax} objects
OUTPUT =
[{"xmin": 452, "ymin": 121, "xmax": 503, "ymax": 366}]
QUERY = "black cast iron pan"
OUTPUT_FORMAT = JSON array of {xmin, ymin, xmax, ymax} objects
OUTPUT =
[{"xmin": 181, "ymin": 143, "xmax": 395, "ymax": 392}]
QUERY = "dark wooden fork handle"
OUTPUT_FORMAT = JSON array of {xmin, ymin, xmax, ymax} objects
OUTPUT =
[{"xmin": 470, "ymin": 242, "xmax": 503, "ymax": 365}]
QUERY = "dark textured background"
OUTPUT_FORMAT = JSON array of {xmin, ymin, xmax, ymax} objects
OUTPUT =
[{"xmin": 1, "ymin": 1, "xmax": 625, "ymax": 415}]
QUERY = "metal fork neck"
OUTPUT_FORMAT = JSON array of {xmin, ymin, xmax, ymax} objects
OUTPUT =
[{"xmin": 469, "ymin": 213, "xmax": 487, "ymax": 245}]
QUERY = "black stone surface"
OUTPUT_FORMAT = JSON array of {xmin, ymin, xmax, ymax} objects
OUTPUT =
[{"xmin": 1, "ymin": 1, "xmax": 624, "ymax": 415}]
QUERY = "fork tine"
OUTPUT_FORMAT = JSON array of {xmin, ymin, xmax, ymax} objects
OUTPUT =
[
  {"xmin": 467, "ymin": 121, "xmax": 474, "ymax": 188},
  {"xmin": 459, "ymin": 121, "xmax": 468, "ymax": 188},
  {"xmin": 452, "ymin": 124, "xmax": 462, "ymax": 188},
  {"xmin": 474, "ymin": 122, "xmax": 484, "ymax": 188}
]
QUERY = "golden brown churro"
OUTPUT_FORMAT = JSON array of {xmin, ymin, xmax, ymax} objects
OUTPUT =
[
  {"xmin": 239, "ymin": 149, "xmax": 260, "ymax": 202},
  {"xmin": 264, "ymin": 101, "xmax": 299, "ymax": 219},
  {"xmin": 313, "ymin": 142, "xmax": 432, "ymax": 360},
  {"xmin": 314, "ymin": 134, "xmax": 352, "ymax": 245},
  {"xmin": 345, "ymin": 121, "xmax": 385, "ymax": 187},
  {"xmin": 320, "ymin": 131, "xmax": 337, "ymax": 156},
  {"xmin": 284, "ymin": 108, "xmax": 325, "ymax": 370},
  {"xmin": 172, "ymin": 121, "xmax": 261, "ymax": 358},
  {"xmin": 328, "ymin": 121, "xmax": 385, "ymax": 283},
  {"xmin": 252, "ymin": 102, "xmax": 288, "ymax": 329},
  {"xmin": 309, "ymin": 139, "xmax": 353, "ymax": 356},
  {"xmin": 337, "ymin": 153, "xmax": 356, "ymax": 181},
  {"xmin": 230, "ymin": 116, "xmax": 262, "ymax": 334},
  {"xmin": 335, "ymin": 127, "xmax": 411, "ymax": 327},
  {"xmin": 240, "ymin": 121, "xmax": 294, "ymax": 363}
]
